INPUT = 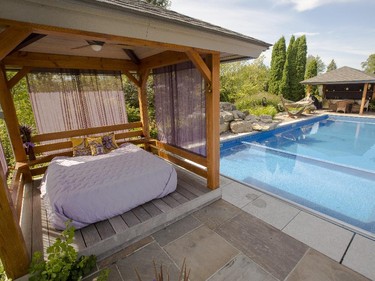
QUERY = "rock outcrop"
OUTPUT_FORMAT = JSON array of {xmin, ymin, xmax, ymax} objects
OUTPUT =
[{"xmin": 219, "ymin": 102, "xmax": 279, "ymax": 134}]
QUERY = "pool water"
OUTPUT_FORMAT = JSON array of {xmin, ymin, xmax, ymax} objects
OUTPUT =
[{"xmin": 220, "ymin": 115, "xmax": 375, "ymax": 235}]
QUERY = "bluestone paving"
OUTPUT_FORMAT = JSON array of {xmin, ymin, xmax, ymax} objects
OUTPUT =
[
  {"xmin": 285, "ymin": 249, "xmax": 370, "ymax": 281},
  {"xmin": 207, "ymin": 253, "xmax": 278, "ymax": 281},
  {"xmin": 342, "ymin": 234, "xmax": 375, "ymax": 280},
  {"xmin": 222, "ymin": 181, "xmax": 261, "ymax": 208},
  {"xmin": 216, "ymin": 211, "xmax": 309, "ymax": 280},
  {"xmin": 242, "ymin": 194, "xmax": 300, "ymax": 230},
  {"xmin": 164, "ymin": 225, "xmax": 239, "ymax": 281},
  {"xmin": 283, "ymin": 211, "xmax": 354, "ymax": 261}
]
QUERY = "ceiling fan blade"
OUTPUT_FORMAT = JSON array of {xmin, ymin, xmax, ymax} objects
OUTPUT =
[{"xmin": 71, "ymin": 44, "xmax": 90, "ymax": 50}]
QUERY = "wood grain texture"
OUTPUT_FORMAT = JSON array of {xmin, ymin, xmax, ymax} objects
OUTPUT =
[
  {"xmin": 0, "ymin": 26, "xmax": 31, "ymax": 61},
  {"xmin": 186, "ymin": 50, "xmax": 212, "ymax": 83}
]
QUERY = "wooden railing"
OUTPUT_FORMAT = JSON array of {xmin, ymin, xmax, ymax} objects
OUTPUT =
[
  {"xmin": 149, "ymin": 140, "xmax": 208, "ymax": 179},
  {"xmin": 27, "ymin": 121, "xmax": 144, "ymax": 177}
]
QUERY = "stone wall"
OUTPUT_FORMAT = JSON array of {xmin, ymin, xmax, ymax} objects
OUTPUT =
[{"xmin": 219, "ymin": 102, "xmax": 279, "ymax": 134}]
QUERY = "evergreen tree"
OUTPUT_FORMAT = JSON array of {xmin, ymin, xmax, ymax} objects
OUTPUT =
[
  {"xmin": 295, "ymin": 35, "xmax": 307, "ymax": 100},
  {"xmin": 268, "ymin": 36, "xmax": 286, "ymax": 95},
  {"xmin": 280, "ymin": 36, "xmax": 297, "ymax": 100},
  {"xmin": 326, "ymin": 59, "xmax": 337, "ymax": 72},
  {"xmin": 307, "ymin": 55, "xmax": 325, "ymax": 74},
  {"xmin": 305, "ymin": 58, "xmax": 318, "ymax": 95}
]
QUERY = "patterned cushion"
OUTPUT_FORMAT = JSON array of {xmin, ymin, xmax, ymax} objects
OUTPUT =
[
  {"xmin": 101, "ymin": 133, "xmax": 118, "ymax": 153},
  {"xmin": 87, "ymin": 137, "xmax": 105, "ymax": 156},
  {"xmin": 71, "ymin": 137, "xmax": 91, "ymax": 157}
]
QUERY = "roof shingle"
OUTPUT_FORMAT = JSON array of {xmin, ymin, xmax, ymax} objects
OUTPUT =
[{"xmin": 301, "ymin": 66, "xmax": 375, "ymax": 85}]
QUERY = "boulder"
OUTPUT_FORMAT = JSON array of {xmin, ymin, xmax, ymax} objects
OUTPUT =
[
  {"xmin": 220, "ymin": 102, "xmax": 236, "ymax": 111},
  {"xmin": 220, "ymin": 111, "xmax": 234, "ymax": 122},
  {"xmin": 220, "ymin": 122, "xmax": 230, "ymax": 134},
  {"xmin": 232, "ymin": 110, "xmax": 246, "ymax": 120},
  {"xmin": 252, "ymin": 122, "xmax": 278, "ymax": 131},
  {"xmin": 230, "ymin": 120, "xmax": 253, "ymax": 134},
  {"xmin": 244, "ymin": 114, "xmax": 258, "ymax": 122},
  {"xmin": 260, "ymin": 115, "xmax": 273, "ymax": 123}
]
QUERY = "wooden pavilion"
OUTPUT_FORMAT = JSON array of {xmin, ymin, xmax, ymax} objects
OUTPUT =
[
  {"xmin": 301, "ymin": 66, "xmax": 375, "ymax": 114},
  {"xmin": 0, "ymin": 0, "xmax": 270, "ymax": 278}
]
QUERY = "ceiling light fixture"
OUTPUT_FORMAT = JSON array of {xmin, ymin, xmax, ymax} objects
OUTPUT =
[{"xmin": 90, "ymin": 44, "xmax": 103, "ymax": 52}]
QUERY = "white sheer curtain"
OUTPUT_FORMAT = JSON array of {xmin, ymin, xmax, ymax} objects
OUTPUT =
[{"xmin": 27, "ymin": 70, "xmax": 127, "ymax": 134}]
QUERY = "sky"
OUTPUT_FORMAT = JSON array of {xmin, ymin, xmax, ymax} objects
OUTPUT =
[{"xmin": 170, "ymin": 0, "xmax": 375, "ymax": 70}]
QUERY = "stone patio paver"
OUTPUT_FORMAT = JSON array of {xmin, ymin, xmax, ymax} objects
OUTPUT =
[
  {"xmin": 207, "ymin": 253, "xmax": 278, "ymax": 281},
  {"xmin": 116, "ymin": 241, "xmax": 180, "ymax": 281},
  {"xmin": 193, "ymin": 199, "xmax": 242, "ymax": 230},
  {"xmin": 222, "ymin": 181, "xmax": 261, "ymax": 208},
  {"xmin": 242, "ymin": 194, "xmax": 300, "ymax": 230},
  {"xmin": 282, "ymin": 211, "xmax": 354, "ymax": 261},
  {"xmin": 164, "ymin": 225, "xmax": 239, "ymax": 281},
  {"xmin": 342, "ymin": 234, "xmax": 375, "ymax": 280},
  {"xmin": 83, "ymin": 264, "xmax": 123, "ymax": 281},
  {"xmin": 285, "ymin": 248, "xmax": 370, "ymax": 281},
  {"xmin": 216, "ymin": 211, "xmax": 308, "ymax": 280},
  {"xmin": 152, "ymin": 215, "xmax": 202, "ymax": 247}
]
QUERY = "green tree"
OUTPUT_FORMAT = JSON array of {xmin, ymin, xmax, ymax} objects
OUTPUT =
[
  {"xmin": 361, "ymin": 54, "xmax": 375, "ymax": 74},
  {"xmin": 307, "ymin": 55, "xmax": 325, "ymax": 74},
  {"xmin": 268, "ymin": 36, "xmax": 286, "ymax": 95},
  {"xmin": 295, "ymin": 35, "xmax": 307, "ymax": 100},
  {"xmin": 145, "ymin": 0, "xmax": 171, "ymax": 8},
  {"xmin": 326, "ymin": 59, "xmax": 337, "ymax": 72},
  {"xmin": 280, "ymin": 35, "xmax": 297, "ymax": 100},
  {"xmin": 305, "ymin": 57, "xmax": 318, "ymax": 95}
]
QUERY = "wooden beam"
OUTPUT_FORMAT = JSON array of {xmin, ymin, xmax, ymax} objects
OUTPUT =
[
  {"xmin": 122, "ymin": 70, "xmax": 140, "ymax": 87},
  {"xmin": 0, "ymin": 161, "xmax": 29, "ymax": 279},
  {"xmin": 0, "ymin": 26, "xmax": 32, "ymax": 61},
  {"xmin": 186, "ymin": 50, "xmax": 212, "ymax": 83},
  {"xmin": 7, "ymin": 67, "xmax": 32, "ymax": 89},
  {"xmin": 9, "ymin": 33, "xmax": 46, "ymax": 55},
  {"xmin": 359, "ymin": 83, "xmax": 368, "ymax": 115},
  {"xmin": 205, "ymin": 54, "xmax": 220, "ymax": 189},
  {"xmin": 0, "ymin": 67, "xmax": 28, "ymax": 162},
  {"xmin": 138, "ymin": 70, "xmax": 151, "ymax": 142},
  {"xmin": 3, "ymin": 51, "xmax": 139, "ymax": 71},
  {"xmin": 140, "ymin": 51, "xmax": 189, "ymax": 71},
  {"xmin": 123, "ymin": 49, "xmax": 140, "ymax": 65}
]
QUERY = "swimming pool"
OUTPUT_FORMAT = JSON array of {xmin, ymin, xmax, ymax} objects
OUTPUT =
[{"xmin": 220, "ymin": 115, "xmax": 375, "ymax": 236}]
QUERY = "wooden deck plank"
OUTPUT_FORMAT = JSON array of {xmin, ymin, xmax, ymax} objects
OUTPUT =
[
  {"xmin": 73, "ymin": 230, "xmax": 86, "ymax": 251},
  {"xmin": 95, "ymin": 220, "xmax": 115, "ymax": 240},
  {"xmin": 151, "ymin": 198, "xmax": 172, "ymax": 213},
  {"xmin": 142, "ymin": 202, "xmax": 163, "ymax": 217},
  {"xmin": 81, "ymin": 224, "xmax": 101, "ymax": 247},
  {"xmin": 175, "ymin": 185, "xmax": 197, "ymax": 200},
  {"xmin": 109, "ymin": 215, "xmax": 129, "ymax": 233},
  {"xmin": 169, "ymin": 190, "xmax": 189, "ymax": 204},
  {"xmin": 176, "ymin": 167, "xmax": 207, "ymax": 189},
  {"xmin": 132, "ymin": 206, "xmax": 152, "ymax": 222},
  {"xmin": 177, "ymin": 177, "xmax": 206, "ymax": 196},
  {"xmin": 121, "ymin": 211, "xmax": 141, "ymax": 227},
  {"xmin": 161, "ymin": 195, "xmax": 180, "ymax": 208}
]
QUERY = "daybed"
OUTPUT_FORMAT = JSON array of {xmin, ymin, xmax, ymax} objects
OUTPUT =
[{"xmin": 41, "ymin": 143, "xmax": 177, "ymax": 230}]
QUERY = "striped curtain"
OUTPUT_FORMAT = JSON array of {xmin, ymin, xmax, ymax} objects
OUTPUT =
[{"xmin": 27, "ymin": 70, "xmax": 128, "ymax": 134}]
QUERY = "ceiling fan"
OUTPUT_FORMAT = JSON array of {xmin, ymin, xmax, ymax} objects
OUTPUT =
[{"xmin": 71, "ymin": 40, "xmax": 106, "ymax": 51}]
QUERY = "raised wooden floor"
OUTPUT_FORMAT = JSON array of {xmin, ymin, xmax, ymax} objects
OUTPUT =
[{"xmin": 21, "ymin": 167, "xmax": 223, "ymax": 260}]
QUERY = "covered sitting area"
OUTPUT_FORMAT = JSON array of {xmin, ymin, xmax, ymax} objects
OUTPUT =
[
  {"xmin": 301, "ymin": 66, "xmax": 375, "ymax": 115},
  {"xmin": 0, "ymin": 0, "xmax": 270, "ymax": 278}
]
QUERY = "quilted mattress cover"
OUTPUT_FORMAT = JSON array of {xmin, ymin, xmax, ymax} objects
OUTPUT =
[{"xmin": 40, "ymin": 143, "xmax": 177, "ymax": 230}]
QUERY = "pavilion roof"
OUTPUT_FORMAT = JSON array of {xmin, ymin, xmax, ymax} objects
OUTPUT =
[{"xmin": 301, "ymin": 66, "xmax": 375, "ymax": 85}]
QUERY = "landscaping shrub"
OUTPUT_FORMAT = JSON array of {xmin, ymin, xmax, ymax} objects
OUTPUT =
[
  {"xmin": 248, "ymin": 105, "xmax": 278, "ymax": 118},
  {"xmin": 235, "ymin": 92, "xmax": 280, "ymax": 111}
]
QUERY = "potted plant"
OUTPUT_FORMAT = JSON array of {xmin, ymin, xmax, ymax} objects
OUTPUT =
[{"xmin": 19, "ymin": 124, "xmax": 36, "ymax": 161}]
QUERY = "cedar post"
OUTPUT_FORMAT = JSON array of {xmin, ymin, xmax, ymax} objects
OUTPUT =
[
  {"xmin": 205, "ymin": 54, "xmax": 220, "ymax": 189},
  {"xmin": 0, "ymin": 161, "xmax": 29, "ymax": 279},
  {"xmin": 0, "ymin": 67, "xmax": 28, "ymax": 163},
  {"xmin": 137, "ymin": 70, "xmax": 151, "ymax": 147},
  {"xmin": 359, "ymin": 83, "xmax": 368, "ymax": 115}
]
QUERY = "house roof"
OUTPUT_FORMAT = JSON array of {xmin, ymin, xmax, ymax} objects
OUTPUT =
[
  {"xmin": 91, "ymin": 0, "xmax": 271, "ymax": 48},
  {"xmin": 301, "ymin": 66, "xmax": 375, "ymax": 85},
  {"xmin": 0, "ymin": 0, "xmax": 271, "ymax": 61}
]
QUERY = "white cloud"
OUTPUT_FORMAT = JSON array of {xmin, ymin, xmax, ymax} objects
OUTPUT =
[
  {"xmin": 277, "ymin": 0, "xmax": 355, "ymax": 11},
  {"xmin": 293, "ymin": 32, "xmax": 320, "ymax": 36}
]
